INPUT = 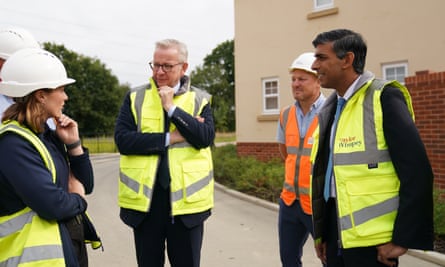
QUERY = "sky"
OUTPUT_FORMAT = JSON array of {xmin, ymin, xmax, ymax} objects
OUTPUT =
[{"xmin": 0, "ymin": 0, "xmax": 234, "ymax": 87}]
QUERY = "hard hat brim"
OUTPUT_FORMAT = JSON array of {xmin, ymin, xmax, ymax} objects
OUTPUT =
[
  {"xmin": 0, "ymin": 78, "xmax": 75, "ymax": 97},
  {"xmin": 289, "ymin": 66, "xmax": 318, "ymax": 76}
]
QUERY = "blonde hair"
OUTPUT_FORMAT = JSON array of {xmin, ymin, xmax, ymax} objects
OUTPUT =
[
  {"xmin": 2, "ymin": 89, "xmax": 50, "ymax": 133},
  {"xmin": 155, "ymin": 39, "xmax": 188, "ymax": 63}
]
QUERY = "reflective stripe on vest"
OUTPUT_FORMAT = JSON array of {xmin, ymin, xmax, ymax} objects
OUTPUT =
[
  {"xmin": 2, "ymin": 244, "xmax": 63, "ymax": 267},
  {"xmin": 119, "ymin": 77, "xmax": 214, "ymax": 215},
  {"xmin": 339, "ymin": 195, "xmax": 399, "ymax": 231},
  {"xmin": 0, "ymin": 121, "xmax": 65, "ymax": 267},
  {"xmin": 333, "ymin": 79, "xmax": 414, "ymax": 248},
  {"xmin": 279, "ymin": 105, "xmax": 318, "ymax": 214},
  {"xmin": 171, "ymin": 170, "xmax": 214, "ymax": 202},
  {"xmin": 119, "ymin": 171, "xmax": 152, "ymax": 197},
  {"xmin": 120, "ymin": 165, "xmax": 213, "ymax": 203}
]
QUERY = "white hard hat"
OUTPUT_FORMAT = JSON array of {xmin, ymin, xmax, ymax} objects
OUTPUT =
[
  {"xmin": 0, "ymin": 26, "xmax": 40, "ymax": 59},
  {"xmin": 0, "ymin": 48, "xmax": 75, "ymax": 97},
  {"xmin": 289, "ymin": 52, "xmax": 317, "ymax": 75}
]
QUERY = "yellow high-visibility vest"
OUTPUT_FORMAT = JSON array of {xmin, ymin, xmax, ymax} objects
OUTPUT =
[
  {"xmin": 119, "ymin": 78, "xmax": 214, "ymax": 216},
  {"xmin": 0, "ymin": 121, "xmax": 65, "ymax": 267},
  {"xmin": 332, "ymin": 79, "xmax": 413, "ymax": 248}
]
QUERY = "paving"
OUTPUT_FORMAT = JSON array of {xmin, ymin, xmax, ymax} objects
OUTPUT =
[{"xmin": 87, "ymin": 154, "xmax": 445, "ymax": 266}]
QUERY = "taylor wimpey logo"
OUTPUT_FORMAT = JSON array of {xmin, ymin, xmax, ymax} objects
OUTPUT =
[{"xmin": 337, "ymin": 136, "xmax": 362, "ymax": 148}]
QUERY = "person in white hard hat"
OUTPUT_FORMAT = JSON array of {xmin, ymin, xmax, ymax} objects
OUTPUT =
[
  {"xmin": 276, "ymin": 52, "xmax": 325, "ymax": 267},
  {"xmin": 0, "ymin": 48, "xmax": 100, "ymax": 267},
  {"xmin": 0, "ymin": 26, "xmax": 40, "ymax": 118}
]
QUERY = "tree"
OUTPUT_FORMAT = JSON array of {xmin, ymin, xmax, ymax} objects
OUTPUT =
[
  {"xmin": 43, "ymin": 42, "xmax": 129, "ymax": 136},
  {"xmin": 190, "ymin": 40, "xmax": 235, "ymax": 132}
]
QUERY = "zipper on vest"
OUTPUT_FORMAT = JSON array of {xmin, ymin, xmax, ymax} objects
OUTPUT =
[
  {"xmin": 294, "ymin": 137, "xmax": 305, "ymax": 199},
  {"xmin": 167, "ymin": 148, "xmax": 175, "ymax": 225}
]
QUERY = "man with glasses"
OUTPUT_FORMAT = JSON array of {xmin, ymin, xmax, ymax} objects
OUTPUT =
[{"xmin": 115, "ymin": 39, "xmax": 215, "ymax": 267}]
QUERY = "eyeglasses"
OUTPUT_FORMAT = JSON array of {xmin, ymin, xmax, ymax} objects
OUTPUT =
[{"xmin": 149, "ymin": 62, "xmax": 183, "ymax": 72}]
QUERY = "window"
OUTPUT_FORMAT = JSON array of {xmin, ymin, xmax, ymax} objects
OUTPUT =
[
  {"xmin": 382, "ymin": 62, "xmax": 408, "ymax": 84},
  {"xmin": 314, "ymin": 0, "xmax": 334, "ymax": 10},
  {"xmin": 262, "ymin": 78, "xmax": 279, "ymax": 114}
]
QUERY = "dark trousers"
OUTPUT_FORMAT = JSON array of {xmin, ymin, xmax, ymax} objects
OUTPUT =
[
  {"xmin": 133, "ymin": 182, "xmax": 204, "ymax": 267},
  {"xmin": 325, "ymin": 198, "xmax": 398, "ymax": 267},
  {"xmin": 278, "ymin": 199, "xmax": 314, "ymax": 267}
]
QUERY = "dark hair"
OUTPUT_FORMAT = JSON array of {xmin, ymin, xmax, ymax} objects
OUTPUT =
[{"xmin": 312, "ymin": 29, "xmax": 367, "ymax": 74}]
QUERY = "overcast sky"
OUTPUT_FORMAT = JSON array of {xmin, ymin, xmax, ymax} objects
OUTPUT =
[{"xmin": 1, "ymin": 0, "xmax": 234, "ymax": 87}]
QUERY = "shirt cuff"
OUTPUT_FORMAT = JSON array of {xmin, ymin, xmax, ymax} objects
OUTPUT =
[
  {"xmin": 167, "ymin": 105, "xmax": 177, "ymax": 117},
  {"xmin": 165, "ymin": 133, "xmax": 170, "ymax": 147}
]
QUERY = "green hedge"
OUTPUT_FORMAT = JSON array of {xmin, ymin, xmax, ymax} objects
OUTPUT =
[
  {"xmin": 212, "ymin": 144, "xmax": 283, "ymax": 203},
  {"xmin": 434, "ymin": 188, "xmax": 445, "ymax": 235}
]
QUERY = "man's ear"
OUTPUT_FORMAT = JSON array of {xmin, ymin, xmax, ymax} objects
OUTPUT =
[
  {"xmin": 181, "ymin": 62, "xmax": 189, "ymax": 74},
  {"xmin": 342, "ymin": 52, "xmax": 355, "ymax": 70}
]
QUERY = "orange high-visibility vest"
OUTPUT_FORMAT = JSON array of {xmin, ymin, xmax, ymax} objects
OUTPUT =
[{"xmin": 280, "ymin": 105, "xmax": 318, "ymax": 214}]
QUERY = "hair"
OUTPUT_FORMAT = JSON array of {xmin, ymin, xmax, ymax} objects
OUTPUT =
[
  {"xmin": 2, "ymin": 89, "xmax": 50, "ymax": 133},
  {"xmin": 312, "ymin": 29, "xmax": 367, "ymax": 74},
  {"xmin": 155, "ymin": 39, "xmax": 188, "ymax": 63}
]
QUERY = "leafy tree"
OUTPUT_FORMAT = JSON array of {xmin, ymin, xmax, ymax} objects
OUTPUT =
[
  {"xmin": 190, "ymin": 39, "xmax": 235, "ymax": 132},
  {"xmin": 43, "ymin": 42, "xmax": 129, "ymax": 136}
]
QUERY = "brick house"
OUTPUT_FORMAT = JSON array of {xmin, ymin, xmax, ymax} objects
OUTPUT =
[{"xmin": 233, "ymin": 0, "xmax": 445, "ymax": 188}]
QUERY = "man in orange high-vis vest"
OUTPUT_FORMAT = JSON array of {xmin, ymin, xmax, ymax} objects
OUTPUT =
[{"xmin": 276, "ymin": 52, "xmax": 326, "ymax": 267}]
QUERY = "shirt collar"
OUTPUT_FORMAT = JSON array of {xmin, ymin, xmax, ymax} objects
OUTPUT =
[
  {"xmin": 294, "ymin": 93, "xmax": 326, "ymax": 113},
  {"xmin": 313, "ymin": 93, "xmax": 326, "ymax": 110},
  {"xmin": 339, "ymin": 75, "xmax": 361, "ymax": 101},
  {"xmin": 173, "ymin": 81, "xmax": 180, "ymax": 95}
]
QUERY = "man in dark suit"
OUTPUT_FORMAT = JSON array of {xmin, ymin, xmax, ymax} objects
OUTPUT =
[
  {"xmin": 309, "ymin": 29, "xmax": 434, "ymax": 267},
  {"xmin": 114, "ymin": 39, "xmax": 215, "ymax": 267}
]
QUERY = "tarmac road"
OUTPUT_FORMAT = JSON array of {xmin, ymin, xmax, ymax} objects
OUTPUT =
[{"xmin": 86, "ymin": 154, "xmax": 443, "ymax": 266}]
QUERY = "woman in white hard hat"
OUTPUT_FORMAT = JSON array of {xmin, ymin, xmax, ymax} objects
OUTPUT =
[
  {"xmin": 0, "ymin": 26, "xmax": 40, "ymax": 118},
  {"xmin": 0, "ymin": 48, "xmax": 99, "ymax": 267}
]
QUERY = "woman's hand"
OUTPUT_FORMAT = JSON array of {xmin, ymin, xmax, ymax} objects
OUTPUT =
[
  {"xmin": 55, "ymin": 114, "xmax": 79, "ymax": 144},
  {"xmin": 68, "ymin": 171, "xmax": 85, "ymax": 198},
  {"xmin": 55, "ymin": 114, "xmax": 83, "ymax": 155}
]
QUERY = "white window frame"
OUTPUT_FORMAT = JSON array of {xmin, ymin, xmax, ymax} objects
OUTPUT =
[
  {"xmin": 262, "ymin": 78, "xmax": 280, "ymax": 114},
  {"xmin": 313, "ymin": 0, "xmax": 334, "ymax": 11},
  {"xmin": 382, "ymin": 62, "xmax": 408, "ymax": 84}
]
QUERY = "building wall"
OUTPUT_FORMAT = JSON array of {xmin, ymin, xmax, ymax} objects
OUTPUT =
[
  {"xmin": 406, "ymin": 70, "xmax": 445, "ymax": 190},
  {"xmin": 234, "ymin": 0, "xmax": 445, "ymax": 144},
  {"xmin": 237, "ymin": 142, "xmax": 280, "ymax": 162},
  {"xmin": 236, "ymin": 71, "xmax": 445, "ymax": 189}
]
